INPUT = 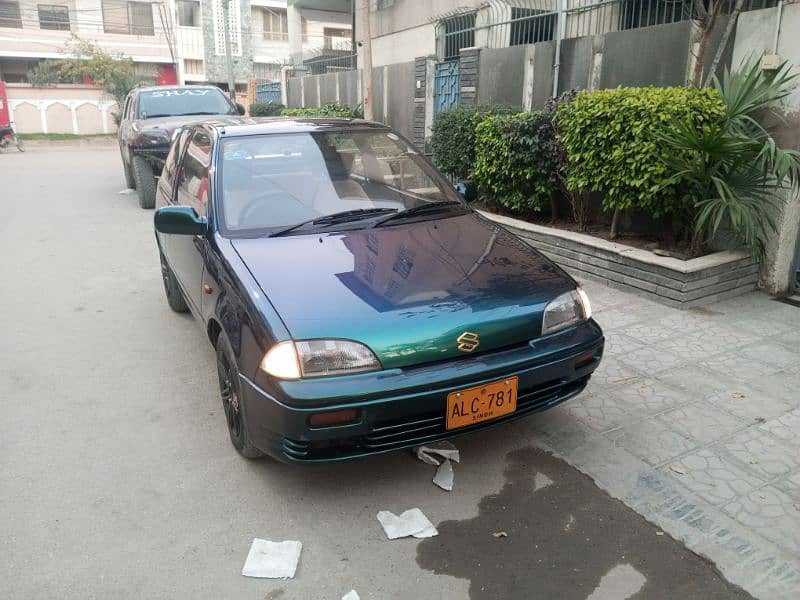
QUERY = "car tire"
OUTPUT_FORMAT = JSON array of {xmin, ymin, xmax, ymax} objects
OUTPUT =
[
  {"xmin": 216, "ymin": 335, "xmax": 265, "ymax": 459},
  {"xmin": 132, "ymin": 155, "xmax": 156, "ymax": 209},
  {"xmin": 159, "ymin": 251, "xmax": 189, "ymax": 313},
  {"xmin": 122, "ymin": 149, "xmax": 136, "ymax": 189}
]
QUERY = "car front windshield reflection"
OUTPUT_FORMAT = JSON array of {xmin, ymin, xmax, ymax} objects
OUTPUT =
[{"xmin": 218, "ymin": 131, "xmax": 460, "ymax": 235}]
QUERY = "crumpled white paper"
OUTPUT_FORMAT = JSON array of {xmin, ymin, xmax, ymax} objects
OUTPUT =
[
  {"xmin": 377, "ymin": 508, "xmax": 438, "ymax": 539},
  {"xmin": 341, "ymin": 591, "xmax": 360, "ymax": 600},
  {"xmin": 241, "ymin": 539, "xmax": 302, "ymax": 579},
  {"xmin": 117, "ymin": 188, "xmax": 136, "ymax": 195},
  {"xmin": 432, "ymin": 459, "xmax": 454, "ymax": 491},
  {"xmin": 415, "ymin": 441, "xmax": 460, "ymax": 466},
  {"xmin": 414, "ymin": 442, "xmax": 460, "ymax": 491}
]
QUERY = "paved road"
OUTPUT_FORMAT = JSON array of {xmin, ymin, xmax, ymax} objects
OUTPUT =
[{"xmin": 1, "ymin": 145, "xmax": 753, "ymax": 599}]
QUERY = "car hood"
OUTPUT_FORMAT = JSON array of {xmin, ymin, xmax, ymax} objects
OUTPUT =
[
  {"xmin": 134, "ymin": 114, "xmax": 227, "ymax": 137},
  {"xmin": 232, "ymin": 213, "xmax": 575, "ymax": 370}
]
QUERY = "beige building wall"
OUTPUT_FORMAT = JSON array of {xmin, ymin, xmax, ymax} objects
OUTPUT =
[{"xmin": 6, "ymin": 84, "xmax": 115, "ymax": 134}]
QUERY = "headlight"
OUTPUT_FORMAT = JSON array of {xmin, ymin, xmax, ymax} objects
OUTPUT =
[
  {"xmin": 142, "ymin": 129, "xmax": 170, "ymax": 145},
  {"xmin": 541, "ymin": 288, "xmax": 592, "ymax": 336},
  {"xmin": 260, "ymin": 339, "xmax": 381, "ymax": 379}
]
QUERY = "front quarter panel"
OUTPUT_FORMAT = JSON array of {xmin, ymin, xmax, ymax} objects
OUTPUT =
[{"xmin": 206, "ymin": 235, "xmax": 291, "ymax": 380}]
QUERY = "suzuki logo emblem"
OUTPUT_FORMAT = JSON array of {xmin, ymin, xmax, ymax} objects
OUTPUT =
[{"xmin": 456, "ymin": 331, "xmax": 480, "ymax": 353}]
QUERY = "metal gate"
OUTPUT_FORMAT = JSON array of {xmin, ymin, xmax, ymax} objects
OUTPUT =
[
  {"xmin": 255, "ymin": 81, "xmax": 282, "ymax": 104},
  {"xmin": 434, "ymin": 60, "xmax": 460, "ymax": 114}
]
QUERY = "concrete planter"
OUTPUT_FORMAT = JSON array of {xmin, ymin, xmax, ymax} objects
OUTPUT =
[{"xmin": 481, "ymin": 211, "xmax": 758, "ymax": 308}]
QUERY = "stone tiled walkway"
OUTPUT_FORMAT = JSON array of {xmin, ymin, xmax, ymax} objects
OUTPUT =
[{"xmin": 527, "ymin": 279, "xmax": 800, "ymax": 599}]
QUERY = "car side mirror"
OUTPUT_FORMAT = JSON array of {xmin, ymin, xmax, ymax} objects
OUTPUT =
[
  {"xmin": 154, "ymin": 206, "xmax": 207, "ymax": 235},
  {"xmin": 236, "ymin": 102, "xmax": 246, "ymax": 115},
  {"xmin": 455, "ymin": 180, "xmax": 477, "ymax": 203}
]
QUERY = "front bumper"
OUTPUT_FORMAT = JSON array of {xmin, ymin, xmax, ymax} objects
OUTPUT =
[
  {"xmin": 132, "ymin": 145, "xmax": 170, "ymax": 162},
  {"xmin": 240, "ymin": 320, "xmax": 604, "ymax": 462}
]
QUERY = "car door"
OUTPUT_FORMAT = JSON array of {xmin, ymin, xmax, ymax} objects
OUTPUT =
[{"xmin": 168, "ymin": 129, "xmax": 212, "ymax": 314}]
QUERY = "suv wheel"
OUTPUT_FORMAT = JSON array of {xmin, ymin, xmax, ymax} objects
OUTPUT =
[{"xmin": 132, "ymin": 155, "xmax": 156, "ymax": 209}]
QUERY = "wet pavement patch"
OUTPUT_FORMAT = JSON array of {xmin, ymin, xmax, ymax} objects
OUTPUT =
[{"xmin": 417, "ymin": 447, "xmax": 753, "ymax": 600}]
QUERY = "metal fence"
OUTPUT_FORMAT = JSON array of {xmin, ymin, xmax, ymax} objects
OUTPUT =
[
  {"xmin": 255, "ymin": 81, "xmax": 282, "ymax": 104},
  {"xmin": 436, "ymin": 0, "xmax": 781, "ymax": 58}
]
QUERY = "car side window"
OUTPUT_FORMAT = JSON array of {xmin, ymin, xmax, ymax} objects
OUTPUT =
[
  {"xmin": 163, "ymin": 129, "xmax": 192, "ymax": 189},
  {"xmin": 175, "ymin": 130, "xmax": 212, "ymax": 217}
]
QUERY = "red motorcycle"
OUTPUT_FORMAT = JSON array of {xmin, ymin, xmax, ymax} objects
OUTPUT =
[{"xmin": 0, "ymin": 121, "xmax": 24, "ymax": 152}]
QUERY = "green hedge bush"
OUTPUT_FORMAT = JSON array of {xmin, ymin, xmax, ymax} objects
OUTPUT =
[
  {"xmin": 473, "ymin": 111, "xmax": 561, "ymax": 214},
  {"xmin": 280, "ymin": 102, "xmax": 363, "ymax": 118},
  {"xmin": 557, "ymin": 86, "xmax": 725, "ymax": 218},
  {"xmin": 431, "ymin": 105, "xmax": 512, "ymax": 180},
  {"xmin": 249, "ymin": 102, "xmax": 284, "ymax": 116}
]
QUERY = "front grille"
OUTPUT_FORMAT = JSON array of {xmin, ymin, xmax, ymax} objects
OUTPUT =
[{"xmin": 280, "ymin": 376, "xmax": 588, "ymax": 461}]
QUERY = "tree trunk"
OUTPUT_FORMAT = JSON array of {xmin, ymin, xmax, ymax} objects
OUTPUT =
[
  {"xmin": 692, "ymin": 0, "xmax": 725, "ymax": 86},
  {"xmin": 610, "ymin": 208, "xmax": 621, "ymax": 240},
  {"xmin": 662, "ymin": 213, "xmax": 675, "ymax": 249},
  {"xmin": 705, "ymin": 0, "xmax": 746, "ymax": 85},
  {"xmin": 549, "ymin": 191, "xmax": 558, "ymax": 222}
]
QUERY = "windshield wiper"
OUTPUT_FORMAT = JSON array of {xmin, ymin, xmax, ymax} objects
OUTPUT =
[
  {"xmin": 269, "ymin": 208, "xmax": 398, "ymax": 237},
  {"xmin": 371, "ymin": 200, "xmax": 466, "ymax": 227}
]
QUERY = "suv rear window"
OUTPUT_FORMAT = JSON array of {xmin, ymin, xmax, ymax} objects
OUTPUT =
[{"xmin": 138, "ymin": 88, "xmax": 234, "ymax": 119}]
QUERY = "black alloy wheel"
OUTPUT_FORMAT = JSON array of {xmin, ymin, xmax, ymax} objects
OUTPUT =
[{"xmin": 216, "ymin": 339, "xmax": 264, "ymax": 459}]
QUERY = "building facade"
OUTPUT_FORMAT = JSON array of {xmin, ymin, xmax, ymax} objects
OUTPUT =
[{"xmin": 0, "ymin": 0, "xmax": 351, "ymax": 87}]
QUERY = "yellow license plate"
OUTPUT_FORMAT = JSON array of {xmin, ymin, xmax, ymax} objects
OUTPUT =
[{"xmin": 445, "ymin": 377, "xmax": 518, "ymax": 430}]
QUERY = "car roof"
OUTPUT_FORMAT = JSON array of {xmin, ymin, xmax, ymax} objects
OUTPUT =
[{"xmin": 197, "ymin": 117, "xmax": 391, "ymax": 137}]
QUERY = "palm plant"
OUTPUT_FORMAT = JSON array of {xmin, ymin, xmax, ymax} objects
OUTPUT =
[{"xmin": 661, "ymin": 59, "xmax": 800, "ymax": 258}]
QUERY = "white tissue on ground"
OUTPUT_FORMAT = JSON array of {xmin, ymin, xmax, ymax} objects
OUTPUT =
[
  {"xmin": 118, "ymin": 189, "xmax": 136, "ymax": 195},
  {"xmin": 342, "ymin": 591, "xmax": 360, "ymax": 600},
  {"xmin": 377, "ymin": 508, "xmax": 438, "ymax": 539},
  {"xmin": 432, "ymin": 459, "xmax": 454, "ymax": 491},
  {"xmin": 414, "ymin": 441, "xmax": 460, "ymax": 466},
  {"xmin": 241, "ymin": 539, "xmax": 302, "ymax": 579}
]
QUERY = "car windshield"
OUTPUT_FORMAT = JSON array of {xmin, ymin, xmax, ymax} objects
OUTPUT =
[
  {"xmin": 218, "ymin": 131, "xmax": 463, "ymax": 235},
  {"xmin": 138, "ymin": 88, "xmax": 234, "ymax": 119}
]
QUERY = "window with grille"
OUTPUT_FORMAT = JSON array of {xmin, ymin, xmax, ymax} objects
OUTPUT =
[
  {"xmin": 509, "ymin": 7, "xmax": 554, "ymax": 45},
  {"xmin": 263, "ymin": 7, "xmax": 287, "ymax": 40},
  {"xmin": 38, "ymin": 4, "xmax": 70, "ymax": 30},
  {"xmin": 0, "ymin": 1, "xmax": 21, "ymax": 28},
  {"xmin": 176, "ymin": 0, "xmax": 199, "ymax": 27},
  {"xmin": 102, "ymin": 0, "xmax": 154, "ymax": 36},
  {"xmin": 441, "ymin": 13, "xmax": 475, "ymax": 61},
  {"xmin": 213, "ymin": 0, "xmax": 241, "ymax": 56},
  {"xmin": 184, "ymin": 59, "xmax": 204, "ymax": 75},
  {"xmin": 323, "ymin": 27, "xmax": 349, "ymax": 50}
]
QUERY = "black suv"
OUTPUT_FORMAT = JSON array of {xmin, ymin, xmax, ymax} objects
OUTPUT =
[{"xmin": 118, "ymin": 85, "xmax": 244, "ymax": 208}]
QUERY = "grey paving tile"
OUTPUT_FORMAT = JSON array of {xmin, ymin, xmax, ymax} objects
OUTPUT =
[
  {"xmin": 758, "ymin": 409, "xmax": 800, "ymax": 443},
  {"xmin": 657, "ymin": 365, "xmax": 731, "ymax": 399},
  {"xmin": 592, "ymin": 308, "xmax": 651, "ymax": 331},
  {"xmin": 619, "ymin": 322, "xmax": 678, "ymax": 345},
  {"xmin": 734, "ymin": 316, "xmax": 796, "ymax": 339},
  {"xmin": 723, "ymin": 486, "xmax": 800, "ymax": 553},
  {"xmin": 608, "ymin": 378, "xmax": 690, "ymax": 416},
  {"xmin": 616, "ymin": 344, "xmax": 687, "ymax": 376},
  {"xmin": 706, "ymin": 386, "xmax": 795, "ymax": 422},
  {"xmin": 739, "ymin": 341, "xmax": 800, "ymax": 370},
  {"xmin": 586, "ymin": 357, "xmax": 641, "ymax": 389},
  {"xmin": 658, "ymin": 401, "xmax": 747, "ymax": 444},
  {"xmin": 656, "ymin": 331, "xmax": 730, "ymax": 363},
  {"xmin": 716, "ymin": 428, "xmax": 799, "ymax": 480},
  {"xmin": 664, "ymin": 447, "xmax": 765, "ymax": 506},
  {"xmin": 700, "ymin": 350, "xmax": 783, "ymax": 382},
  {"xmin": 565, "ymin": 392, "xmax": 648, "ymax": 433},
  {"xmin": 601, "ymin": 333, "xmax": 645, "ymax": 357},
  {"xmin": 612, "ymin": 418, "xmax": 698, "ymax": 466},
  {"xmin": 774, "ymin": 471, "xmax": 800, "ymax": 502}
]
